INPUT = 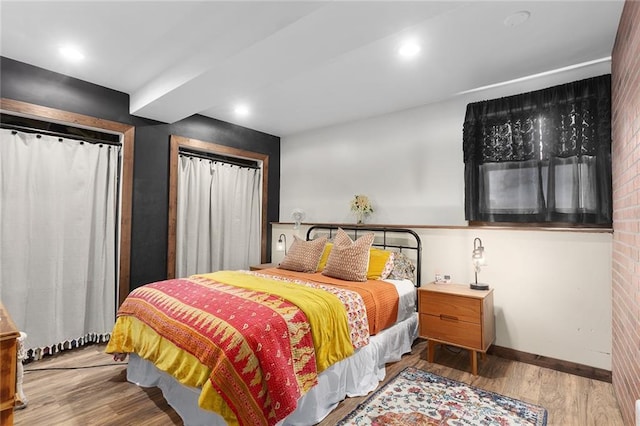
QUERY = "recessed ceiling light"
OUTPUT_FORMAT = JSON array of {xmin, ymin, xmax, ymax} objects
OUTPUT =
[
  {"xmin": 504, "ymin": 11, "xmax": 531, "ymax": 28},
  {"xmin": 234, "ymin": 104, "xmax": 250, "ymax": 116},
  {"xmin": 59, "ymin": 45, "xmax": 85, "ymax": 62},
  {"xmin": 398, "ymin": 41, "xmax": 421, "ymax": 58}
]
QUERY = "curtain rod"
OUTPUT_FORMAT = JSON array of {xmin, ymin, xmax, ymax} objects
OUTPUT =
[
  {"xmin": 178, "ymin": 148, "xmax": 259, "ymax": 169},
  {"xmin": 1, "ymin": 123, "xmax": 122, "ymax": 146}
]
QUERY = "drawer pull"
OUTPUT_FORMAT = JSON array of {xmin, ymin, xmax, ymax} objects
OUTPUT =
[{"xmin": 440, "ymin": 314, "xmax": 458, "ymax": 321}]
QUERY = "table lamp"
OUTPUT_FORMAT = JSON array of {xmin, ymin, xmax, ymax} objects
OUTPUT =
[{"xmin": 470, "ymin": 237, "xmax": 489, "ymax": 290}]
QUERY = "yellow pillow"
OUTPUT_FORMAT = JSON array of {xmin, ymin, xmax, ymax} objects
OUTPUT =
[
  {"xmin": 316, "ymin": 243, "xmax": 333, "ymax": 272},
  {"xmin": 367, "ymin": 248, "xmax": 392, "ymax": 280}
]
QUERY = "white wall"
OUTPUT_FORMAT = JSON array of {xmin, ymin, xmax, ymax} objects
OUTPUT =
[{"xmin": 277, "ymin": 61, "xmax": 614, "ymax": 370}]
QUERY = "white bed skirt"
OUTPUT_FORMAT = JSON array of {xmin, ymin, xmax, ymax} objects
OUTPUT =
[{"xmin": 127, "ymin": 312, "xmax": 418, "ymax": 426}]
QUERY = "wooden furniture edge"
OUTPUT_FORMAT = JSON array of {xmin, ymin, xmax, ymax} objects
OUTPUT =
[
  {"xmin": 1, "ymin": 301, "xmax": 20, "ymax": 425},
  {"xmin": 487, "ymin": 345, "xmax": 612, "ymax": 383}
]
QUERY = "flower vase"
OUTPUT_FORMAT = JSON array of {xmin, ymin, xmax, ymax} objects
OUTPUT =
[{"xmin": 356, "ymin": 212, "xmax": 364, "ymax": 224}]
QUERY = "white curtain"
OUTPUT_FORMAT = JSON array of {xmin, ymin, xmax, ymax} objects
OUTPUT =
[
  {"xmin": 0, "ymin": 129, "xmax": 119, "ymax": 358},
  {"xmin": 176, "ymin": 155, "xmax": 261, "ymax": 277}
]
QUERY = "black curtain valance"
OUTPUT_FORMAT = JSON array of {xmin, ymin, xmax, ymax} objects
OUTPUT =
[{"xmin": 463, "ymin": 75, "xmax": 611, "ymax": 163}]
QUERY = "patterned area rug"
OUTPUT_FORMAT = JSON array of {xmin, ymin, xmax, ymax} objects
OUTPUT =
[{"xmin": 337, "ymin": 366, "xmax": 548, "ymax": 425}]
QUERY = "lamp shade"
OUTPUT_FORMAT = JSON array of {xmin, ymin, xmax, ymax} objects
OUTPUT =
[
  {"xmin": 276, "ymin": 234, "xmax": 287, "ymax": 254},
  {"xmin": 472, "ymin": 238, "xmax": 485, "ymax": 266}
]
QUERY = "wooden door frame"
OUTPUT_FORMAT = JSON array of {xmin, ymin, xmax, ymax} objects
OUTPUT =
[
  {"xmin": 167, "ymin": 134, "xmax": 269, "ymax": 279},
  {"xmin": 0, "ymin": 98, "xmax": 134, "ymax": 306}
]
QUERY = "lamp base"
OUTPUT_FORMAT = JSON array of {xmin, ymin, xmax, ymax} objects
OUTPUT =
[{"xmin": 470, "ymin": 283, "xmax": 489, "ymax": 290}]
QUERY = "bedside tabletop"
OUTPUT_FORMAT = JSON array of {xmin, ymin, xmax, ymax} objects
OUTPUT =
[
  {"xmin": 418, "ymin": 283, "xmax": 495, "ymax": 375},
  {"xmin": 249, "ymin": 263, "xmax": 276, "ymax": 271}
]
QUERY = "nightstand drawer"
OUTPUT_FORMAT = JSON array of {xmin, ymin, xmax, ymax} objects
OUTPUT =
[
  {"xmin": 420, "ymin": 313, "xmax": 482, "ymax": 349},
  {"xmin": 419, "ymin": 291, "xmax": 481, "ymax": 324}
]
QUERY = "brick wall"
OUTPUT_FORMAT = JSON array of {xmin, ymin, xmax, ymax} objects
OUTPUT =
[{"xmin": 611, "ymin": 2, "xmax": 640, "ymax": 425}]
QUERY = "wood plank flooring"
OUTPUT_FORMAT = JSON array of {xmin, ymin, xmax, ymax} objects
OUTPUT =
[{"xmin": 13, "ymin": 339, "xmax": 624, "ymax": 425}]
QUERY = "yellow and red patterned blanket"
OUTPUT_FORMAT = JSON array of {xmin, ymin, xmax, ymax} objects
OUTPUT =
[{"xmin": 106, "ymin": 270, "xmax": 373, "ymax": 426}]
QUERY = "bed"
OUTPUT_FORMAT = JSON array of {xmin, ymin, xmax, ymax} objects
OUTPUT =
[{"xmin": 106, "ymin": 225, "xmax": 422, "ymax": 426}]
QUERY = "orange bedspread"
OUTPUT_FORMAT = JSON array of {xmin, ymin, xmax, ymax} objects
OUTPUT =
[{"xmin": 258, "ymin": 268, "xmax": 399, "ymax": 335}]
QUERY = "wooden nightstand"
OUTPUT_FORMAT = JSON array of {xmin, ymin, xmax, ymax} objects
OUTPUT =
[
  {"xmin": 418, "ymin": 283, "xmax": 495, "ymax": 375},
  {"xmin": 249, "ymin": 263, "xmax": 276, "ymax": 271}
]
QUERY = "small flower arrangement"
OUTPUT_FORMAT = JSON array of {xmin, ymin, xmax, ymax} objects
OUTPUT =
[{"xmin": 350, "ymin": 194, "xmax": 373, "ymax": 223}]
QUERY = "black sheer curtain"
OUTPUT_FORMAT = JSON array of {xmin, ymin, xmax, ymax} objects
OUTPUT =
[{"xmin": 463, "ymin": 74, "xmax": 612, "ymax": 226}]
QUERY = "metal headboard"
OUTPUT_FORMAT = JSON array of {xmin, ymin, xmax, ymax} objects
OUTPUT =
[{"xmin": 306, "ymin": 225, "xmax": 422, "ymax": 287}]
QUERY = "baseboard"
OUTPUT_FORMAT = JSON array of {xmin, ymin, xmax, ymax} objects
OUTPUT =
[{"xmin": 488, "ymin": 345, "xmax": 612, "ymax": 383}]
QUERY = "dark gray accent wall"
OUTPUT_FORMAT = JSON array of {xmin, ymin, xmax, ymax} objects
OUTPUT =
[{"xmin": 0, "ymin": 57, "xmax": 280, "ymax": 290}]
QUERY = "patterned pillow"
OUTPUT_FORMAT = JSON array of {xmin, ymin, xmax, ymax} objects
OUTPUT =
[
  {"xmin": 316, "ymin": 229, "xmax": 355, "ymax": 272},
  {"xmin": 380, "ymin": 252, "xmax": 395, "ymax": 279},
  {"xmin": 386, "ymin": 251, "xmax": 416, "ymax": 282},
  {"xmin": 332, "ymin": 227, "xmax": 353, "ymax": 246},
  {"xmin": 322, "ymin": 228, "xmax": 375, "ymax": 282},
  {"xmin": 278, "ymin": 236, "xmax": 327, "ymax": 273}
]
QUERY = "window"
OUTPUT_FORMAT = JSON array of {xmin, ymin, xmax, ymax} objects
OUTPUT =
[{"xmin": 463, "ymin": 74, "xmax": 612, "ymax": 226}]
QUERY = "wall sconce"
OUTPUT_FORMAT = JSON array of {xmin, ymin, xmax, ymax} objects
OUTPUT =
[
  {"xmin": 470, "ymin": 237, "xmax": 489, "ymax": 290},
  {"xmin": 276, "ymin": 233, "xmax": 287, "ymax": 254}
]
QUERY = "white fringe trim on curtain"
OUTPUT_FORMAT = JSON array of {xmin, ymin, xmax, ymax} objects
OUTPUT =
[{"xmin": 25, "ymin": 332, "xmax": 112, "ymax": 362}]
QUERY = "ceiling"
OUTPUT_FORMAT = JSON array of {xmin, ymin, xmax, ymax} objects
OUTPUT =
[{"xmin": 0, "ymin": 1, "xmax": 624, "ymax": 137}]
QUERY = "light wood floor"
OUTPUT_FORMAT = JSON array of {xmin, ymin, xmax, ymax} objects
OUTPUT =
[{"xmin": 13, "ymin": 339, "xmax": 623, "ymax": 426}]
